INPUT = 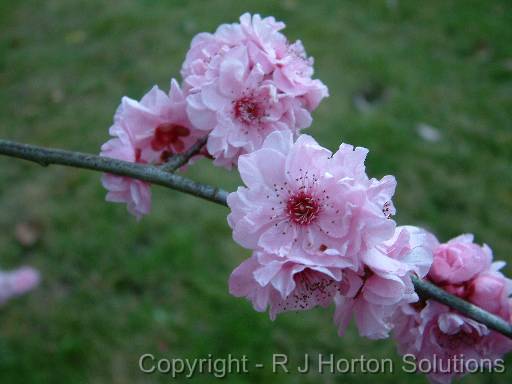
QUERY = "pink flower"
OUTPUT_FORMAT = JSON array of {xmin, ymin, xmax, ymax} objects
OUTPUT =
[
  {"xmin": 393, "ymin": 242, "xmax": 512, "ymax": 384},
  {"xmin": 181, "ymin": 13, "xmax": 289, "ymax": 91},
  {"xmin": 428, "ymin": 234, "xmax": 492, "ymax": 285},
  {"xmin": 110, "ymin": 80, "xmax": 201, "ymax": 164},
  {"xmin": 227, "ymin": 130, "xmax": 397, "ymax": 268},
  {"xmin": 101, "ymin": 80, "xmax": 202, "ymax": 218},
  {"xmin": 0, "ymin": 266, "xmax": 40, "ymax": 305},
  {"xmin": 333, "ymin": 226, "xmax": 434, "ymax": 339},
  {"xmin": 468, "ymin": 262, "xmax": 512, "ymax": 323},
  {"xmin": 394, "ymin": 301, "xmax": 512, "ymax": 384},
  {"xmin": 183, "ymin": 13, "xmax": 328, "ymax": 168},
  {"xmin": 272, "ymin": 41, "xmax": 328, "ymax": 110},
  {"xmin": 229, "ymin": 246, "xmax": 352, "ymax": 319},
  {"xmin": 186, "ymin": 46, "xmax": 312, "ymax": 168},
  {"xmin": 100, "ymin": 134, "xmax": 152, "ymax": 220}
]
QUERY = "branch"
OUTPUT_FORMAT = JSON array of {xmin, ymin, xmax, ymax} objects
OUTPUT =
[
  {"xmin": 0, "ymin": 139, "xmax": 227, "ymax": 206},
  {"xmin": 412, "ymin": 275, "xmax": 512, "ymax": 338},
  {"xmin": 160, "ymin": 136, "xmax": 208, "ymax": 173},
  {"xmin": 0, "ymin": 139, "xmax": 511, "ymax": 339}
]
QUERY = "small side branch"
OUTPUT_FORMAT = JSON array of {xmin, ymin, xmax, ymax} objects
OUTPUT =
[
  {"xmin": 0, "ymin": 138, "xmax": 511, "ymax": 339},
  {"xmin": 160, "ymin": 136, "xmax": 208, "ymax": 173}
]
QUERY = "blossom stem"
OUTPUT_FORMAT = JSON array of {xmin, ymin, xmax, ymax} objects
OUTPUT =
[
  {"xmin": 160, "ymin": 136, "xmax": 208, "ymax": 172},
  {"xmin": 0, "ymin": 138, "xmax": 511, "ymax": 339}
]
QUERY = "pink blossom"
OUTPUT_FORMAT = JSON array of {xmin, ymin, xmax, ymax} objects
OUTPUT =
[
  {"xmin": 181, "ymin": 13, "xmax": 291, "ymax": 91},
  {"xmin": 225, "ymin": 13, "xmax": 287, "ymax": 77},
  {"xmin": 468, "ymin": 262, "xmax": 512, "ymax": 324},
  {"xmin": 272, "ymin": 40, "xmax": 328, "ymax": 110},
  {"xmin": 229, "ymin": 246, "xmax": 352, "ymax": 319},
  {"xmin": 393, "ymin": 243, "xmax": 512, "ymax": 383},
  {"xmin": 186, "ymin": 46, "xmax": 312, "ymax": 168},
  {"xmin": 0, "ymin": 266, "xmax": 40, "ymax": 305},
  {"xmin": 227, "ymin": 130, "xmax": 397, "ymax": 268},
  {"xmin": 110, "ymin": 80, "xmax": 201, "ymax": 164},
  {"xmin": 428, "ymin": 234, "xmax": 492, "ymax": 285},
  {"xmin": 101, "ymin": 80, "xmax": 201, "ymax": 218},
  {"xmin": 100, "ymin": 134, "xmax": 152, "ymax": 220},
  {"xmin": 394, "ymin": 300, "xmax": 512, "ymax": 384},
  {"xmin": 183, "ymin": 13, "xmax": 328, "ymax": 168},
  {"xmin": 333, "ymin": 226, "xmax": 434, "ymax": 339}
]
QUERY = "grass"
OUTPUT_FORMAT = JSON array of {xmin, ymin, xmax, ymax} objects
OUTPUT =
[{"xmin": 0, "ymin": 0, "xmax": 511, "ymax": 383}]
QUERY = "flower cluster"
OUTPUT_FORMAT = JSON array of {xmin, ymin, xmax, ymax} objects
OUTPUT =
[
  {"xmin": 98, "ymin": 13, "xmax": 512, "ymax": 383},
  {"xmin": 101, "ymin": 13, "xmax": 327, "ymax": 218},
  {"xmin": 393, "ymin": 234, "xmax": 512, "ymax": 383},
  {"xmin": 183, "ymin": 13, "xmax": 328, "ymax": 169},
  {"xmin": 228, "ymin": 130, "xmax": 433, "ymax": 339}
]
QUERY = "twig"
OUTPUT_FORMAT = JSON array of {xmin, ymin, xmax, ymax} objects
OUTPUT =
[
  {"xmin": 0, "ymin": 138, "xmax": 511, "ymax": 339},
  {"xmin": 160, "ymin": 136, "xmax": 208, "ymax": 172},
  {"xmin": 411, "ymin": 275, "xmax": 512, "ymax": 338},
  {"xmin": 0, "ymin": 139, "xmax": 227, "ymax": 205}
]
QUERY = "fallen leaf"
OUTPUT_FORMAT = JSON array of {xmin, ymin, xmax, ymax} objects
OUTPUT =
[{"xmin": 15, "ymin": 222, "xmax": 41, "ymax": 247}]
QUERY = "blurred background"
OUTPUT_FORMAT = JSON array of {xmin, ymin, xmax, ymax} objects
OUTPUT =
[{"xmin": 0, "ymin": 0, "xmax": 511, "ymax": 383}]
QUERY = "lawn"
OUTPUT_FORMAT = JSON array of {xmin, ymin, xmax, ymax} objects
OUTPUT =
[{"xmin": 0, "ymin": 0, "xmax": 511, "ymax": 383}]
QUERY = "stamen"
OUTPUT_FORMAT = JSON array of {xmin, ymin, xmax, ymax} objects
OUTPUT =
[
  {"xmin": 382, "ymin": 201, "xmax": 394, "ymax": 219},
  {"xmin": 151, "ymin": 123, "xmax": 190, "ymax": 155},
  {"xmin": 286, "ymin": 191, "xmax": 320, "ymax": 225},
  {"xmin": 232, "ymin": 96, "xmax": 264, "ymax": 125}
]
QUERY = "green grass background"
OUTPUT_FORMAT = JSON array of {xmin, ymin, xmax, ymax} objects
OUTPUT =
[{"xmin": 0, "ymin": 0, "xmax": 511, "ymax": 383}]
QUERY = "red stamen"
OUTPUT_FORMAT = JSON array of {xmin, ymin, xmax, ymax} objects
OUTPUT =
[
  {"xmin": 151, "ymin": 123, "xmax": 190, "ymax": 153},
  {"xmin": 286, "ymin": 192, "xmax": 320, "ymax": 225},
  {"xmin": 232, "ymin": 96, "xmax": 263, "ymax": 124}
]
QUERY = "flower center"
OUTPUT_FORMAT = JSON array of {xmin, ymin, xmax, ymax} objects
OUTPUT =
[
  {"xmin": 286, "ymin": 192, "xmax": 320, "ymax": 225},
  {"xmin": 151, "ymin": 123, "xmax": 190, "ymax": 154},
  {"xmin": 232, "ymin": 96, "xmax": 263, "ymax": 125}
]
